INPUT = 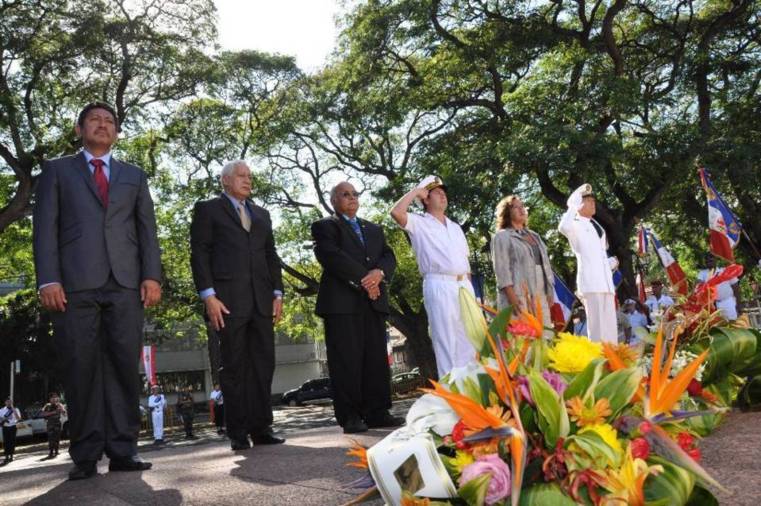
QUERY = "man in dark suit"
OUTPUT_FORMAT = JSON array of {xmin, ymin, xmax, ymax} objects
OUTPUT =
[
  {"xmin": 33, "ymin": 102, "xmax": 162, "ymax": 480},
  {"xmin": 311, "ymin": 182, "xmax": 402, "ymax": 433},
  {"xmin": 190, "ymin": 160, "xmax": 285, "ymax": 451}
]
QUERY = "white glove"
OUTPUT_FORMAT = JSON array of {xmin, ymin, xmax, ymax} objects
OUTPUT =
[
  {"xmin": 608, "ymin": 256, "xmax": 619, "ymax": 271},
  {"xmin": 566, "ymin": 184, "xmax": 590, "ymax": 210}
]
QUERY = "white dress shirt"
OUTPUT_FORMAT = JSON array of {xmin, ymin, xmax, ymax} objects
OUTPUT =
[
  {"xmin": 558, "ymin": 207, "xmax": 616, "ymax": 294},
  {"xmin": 403, "ymin": 213, "xmax": 470, "ymax": 276},
  {"xmin": 645, "ymin": 294, "xmax": 674, "ymax": 314}
]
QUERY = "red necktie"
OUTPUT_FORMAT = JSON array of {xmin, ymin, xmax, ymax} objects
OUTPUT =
[{"xmin": 90, "ymin": 159, "xmax": 109, "ymax": 208}]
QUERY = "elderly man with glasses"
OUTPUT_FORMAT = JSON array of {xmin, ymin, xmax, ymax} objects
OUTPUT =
[{"xmin": 311, "ymin": 181, "xmax": 401, "ymax": 434}]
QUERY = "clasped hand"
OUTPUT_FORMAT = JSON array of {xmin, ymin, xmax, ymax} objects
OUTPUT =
[{"xmin": 361, "ymin": 269, "xmax": 384, "ymax": 300}]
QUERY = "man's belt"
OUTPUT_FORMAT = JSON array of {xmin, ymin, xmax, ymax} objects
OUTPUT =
[{"xmin": 424, "ymin": 273, "xmax": 468, "ymax": 282}]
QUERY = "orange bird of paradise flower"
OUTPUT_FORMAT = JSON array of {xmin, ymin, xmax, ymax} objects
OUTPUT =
[
  {"xmin": 646, "ymin": 327, "xmax": 709, "ymax": 418},
  {"xmin": 345, "ymin": 440, "xmax": 369, "ymax": 469},
  {"xmin": 602, "ymin": 343, "xmax": 646, "ymax": 402}
]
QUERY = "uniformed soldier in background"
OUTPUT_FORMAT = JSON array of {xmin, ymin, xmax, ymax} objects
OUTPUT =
[{"xmin": 42, "ymin": 392, "xmax": 67, "ymax": 459}]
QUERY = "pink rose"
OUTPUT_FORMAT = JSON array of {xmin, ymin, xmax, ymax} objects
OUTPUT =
[{"xmin": 459, "ymin": 453, "xmax": 511, "ymax": 505}]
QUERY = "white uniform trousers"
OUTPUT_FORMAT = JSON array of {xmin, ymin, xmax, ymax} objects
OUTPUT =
[
  {"xmin": 423, "ymin": 275, "xmax": 476, "ymax": 378},
  {"xmin": 580, "ymin": 292, "xmax": 617, "ymax": 343},
  {"xmin": 152, "ymin": 410, "xmax": 164, "ymax": 440}
]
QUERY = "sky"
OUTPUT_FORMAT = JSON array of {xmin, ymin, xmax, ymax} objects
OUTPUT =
[{"xmin": 215, "ymin": 0, "xmax": 342, "ymax": 73}]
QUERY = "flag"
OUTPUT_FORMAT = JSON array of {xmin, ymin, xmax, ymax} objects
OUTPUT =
[
  {"xmin": 698, "ymin": 168, "xmax": 742, "ymax": 262},
  {"xmin": 648, "ymin": 230, "xmax": 688, "ymax": 295},
  {"xmin": 635, "ymin": 269, "xmax": 647, "ymax": 303},
  {"xmin": 141, "ymin": 345, "xmax": 157, "ymax": 385},
  {"xmin": 637, "ymin": 226, "xmax": 649, "ymax": 257},
  {"xmin": 386, "ymin": 333, "xmax": 394, "ymax": 366},
  {"xmin": 551, "ymin": 273, "xmax": 575, "ymax": 329}
]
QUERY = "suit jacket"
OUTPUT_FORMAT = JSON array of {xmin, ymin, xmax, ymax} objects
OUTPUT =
[
  {"xmin": 190, "ymin": 195, "xmax": 283, "ymax": 318},
  {"xmin": 311, "ymin": 215, "xmax": 397, "ymax": 316},
  {"xmin": 33, "ymin": 152, "xmax": 162, "ymax": 291}
]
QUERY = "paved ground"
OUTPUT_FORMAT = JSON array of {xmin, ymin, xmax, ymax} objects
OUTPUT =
[{"xmin": 1, "ymin": 400, "xmax": 759, "ymax": 505}]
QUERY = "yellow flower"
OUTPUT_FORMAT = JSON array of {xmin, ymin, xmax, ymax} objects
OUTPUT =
[
  {"xmin": 451, "ymin": 450, "xmax": 475, "ymax": 473},
  {"xmin": 548, "ymin": 333, "xmax": 603, "ymax": 373},
  {"xmin": 566, "ymin": 396, "xmax": 612, "ymax": 427},
  {"xmin": 601, "ymin": 446, "xmax": 663, "ymax": 506},
  {"xmin": 579, "ymin": 423, "xmax": 623, "ymax": 457}
]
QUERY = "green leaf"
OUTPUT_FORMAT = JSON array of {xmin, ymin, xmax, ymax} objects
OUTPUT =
[
  {"xmin": 518, "ymin": 483, "xmax": 576, "ymax": 506},
  {"xmin": 685, "ymin": 485, "xmax": 719, "ymax": 506},
  {"xmin": 528, "ymin": 370, "xmax": 569, "ymax": 448},
  {"xmin": 703, "ymin": 327, "xmax": 758, "ymax": 384},
  {"xmin": 644, "ymin": 456, "xmax": 695, "ymax": 506},
  {"xmin": 594, "ymin": 367, "xmax": 642, "ymax": 418},
  {"xmin": 567, "ymin": 431, "xmax": 620, "ymax": 468},
  {"xmin": 458, "ymin": 473, "xmax": 492, "ymax": 506},
  {"xmin": 459, "ymin": 287, "xmax": 488, "ymax": 357},
  {"xmin": 564, "ymin": 358, "xmax": 606, "ymax": 401}
]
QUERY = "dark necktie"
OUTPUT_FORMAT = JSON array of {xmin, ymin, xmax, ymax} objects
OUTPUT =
[
  {"xmin": 348, "ymin": 218, "xmax": 364, "ymax": 244},
  {"xmin": 90, "ymin": 159, "xmax": 109, "ymax": 208}
]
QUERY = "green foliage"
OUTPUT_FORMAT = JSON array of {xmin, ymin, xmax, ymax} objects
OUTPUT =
[
  {"xmin": 594, "ymin": 367, "xmax": 643, "ymax": 419},
  {"xmin": 528, "ymin": 370, "xmax": 570, "ymax": 448}
]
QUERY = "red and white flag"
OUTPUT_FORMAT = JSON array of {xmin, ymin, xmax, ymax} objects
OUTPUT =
[
  {"xmin": 648, "ymin": 229, "xmax": 688, "ymax": 296},
  {"xmin": 141, "ymin": 345, "xmax": 157, "ymax": 385},
  {"xmin": 698, "ymin": 168, "xmax": 742, "ymax": 262}
]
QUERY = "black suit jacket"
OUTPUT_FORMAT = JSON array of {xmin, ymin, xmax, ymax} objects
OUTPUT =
[
  {"xmin": 190, "ymin": 195, "xmax": 283, "ymax": 318},
  {"xmin": 33, "ymin": 152, "xmax": 162, "ymax": 291},
  {"xmin": 311, "ymin": 215, "xmax": 396, "ymax": 316}
]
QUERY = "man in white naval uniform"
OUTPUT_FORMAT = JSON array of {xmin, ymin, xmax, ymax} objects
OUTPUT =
[
  {"xmin": 391, "ymin": 176, "xmax": 474, "ymax": 378},
  {"xmin": 148, "ymin": 385, "xmax": 166, "ymax": 445},
  {"xmin": 558, "ymin": 184, "xmax": 618, "ymax": 343}
]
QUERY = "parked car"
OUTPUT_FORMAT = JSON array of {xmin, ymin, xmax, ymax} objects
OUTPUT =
[
  {"xmin": 0, "ymin": 419, "xmax": 33, "ymax": 443},
  {"xmin": 391, "ymin": 370, "xmax": 426, "ymax": 394},
  {"xmin": 281, "ymin": 378, "xmax": 333, "ymax": 407},
  {"xmin": 24, "ymin": 404, "xmax": 69, "ymax": 439}
]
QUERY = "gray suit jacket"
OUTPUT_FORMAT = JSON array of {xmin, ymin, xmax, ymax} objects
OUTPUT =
[{"xmin": 33, "ymin": 152, "xmax": 162, "ymax": 291}]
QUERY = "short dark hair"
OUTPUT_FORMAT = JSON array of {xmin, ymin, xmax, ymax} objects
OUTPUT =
[
  {"xmin": 48, "ymin": 391, "xmax": 59, "ymax": 398},
  {"xmin": 77, "ymin": 101, "xmax": 120, "ymax": 132}
]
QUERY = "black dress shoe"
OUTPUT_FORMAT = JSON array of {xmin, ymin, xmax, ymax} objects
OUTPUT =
[
  {"xmin": 366, "ymin": 413, "xmax": 404, "ymax": 429},
  {"xmin": 108, "ymin": 456, "xmax": 152, "ymax": 472},
  {"xmin": 69, "ymin": 461, "xmax": 97, "ymax": 480},
  {"xmin": 343, "ymin": 417, "xmax": 369, "ymax": 434},
  {"xmin": 251, "ymin": 433, "xmax": 285, "ymax": 445},
  {"xmin": 230, "ymin": 438, "xmax": 251, "ymax": 451}
]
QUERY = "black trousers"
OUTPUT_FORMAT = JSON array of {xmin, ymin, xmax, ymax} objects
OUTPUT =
[
  {"xmin": 218, "ymin": 313, "xmax": 275, "ymax": 440},
  {"xmin": 322, "ymin": 300, "xmax": 392, "ymax": 426},
  {"xmin": 213, "ymin": 404, "xmax": 225, "ymax": 428},
  {"xmin": 2, "ymin": 426, "xmax": 17, "ymax": 457},
  {"xmin": 51, "ymin": 276, "xmax": 143, "ymax": 464},
  {"xmin": 180, "ymin": 412, "xmax": 194, "ymax": 436},
  {"xmin": 48, "ymin": 425, "xmax": 61, "ymax": 453}
]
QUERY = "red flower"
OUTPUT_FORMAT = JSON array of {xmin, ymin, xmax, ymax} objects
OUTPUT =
[
  {"xmin": 508, "ymin": 321, "xmax": 540, "ymax": 338},
  {"xmin": 687, "ymin": 379, "xmax": 703, "ymax": 397},
  {"xmin": 451, "ymin": 420, "xmax": 469, "ymax": 449},
  {"xmin": 687, "ymin": 447, "xmax": 702, "ymax": 462},
  {"xmin": 677, "ymin": 432, "xmax": 695, "ymax": 451},
  {"xmin": 638, "ymin": 421, "xmax": 653, "ymax": 435},
  {"xmin": 630, "ymin": 438, "xmax": 650, "ymax": 460}
]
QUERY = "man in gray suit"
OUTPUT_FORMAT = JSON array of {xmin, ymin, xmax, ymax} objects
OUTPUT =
[{"xmin": 33, "ymin": 102, "xmax": 162, "ymax": 480}]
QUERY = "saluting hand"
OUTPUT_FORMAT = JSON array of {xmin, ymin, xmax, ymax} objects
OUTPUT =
[{"xmin": 204, "ymin": 295, "xmax": 230, "ymax": 331}]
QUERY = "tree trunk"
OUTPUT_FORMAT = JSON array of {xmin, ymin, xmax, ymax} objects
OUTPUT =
[{"xmin": 389, "ymin": 308, "xmax": 438, "ymax": 381}]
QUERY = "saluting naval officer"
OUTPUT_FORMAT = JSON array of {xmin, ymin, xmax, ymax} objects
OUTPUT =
[
  {"xmin": 558, "ymin": 184, "xmax": 618, "ymax": 343},
  {"xmin": 390, "ymin": 176, "xmax": 474, "ymax": 378},
  {"xmin": 147, "ymin": 385, "xmax": 166, "ymax": 445}
]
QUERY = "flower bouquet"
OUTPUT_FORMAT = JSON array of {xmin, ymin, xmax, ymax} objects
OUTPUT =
[{"xmin": 346, "ymin": 289, "xmax": 727, "ymax": 505}]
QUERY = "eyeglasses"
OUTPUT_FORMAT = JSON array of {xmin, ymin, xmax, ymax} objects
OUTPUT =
[{"xmin": 341, "ymin": 191, "xmax": 360, "ymax": 199}]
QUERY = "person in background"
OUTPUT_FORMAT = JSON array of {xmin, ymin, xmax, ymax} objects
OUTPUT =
[
  {"xmin": 698, "ymin": 253, "xmax": 743, "ymax": 321},
  {"xmin": 572, "ymin": 306, "xmax": 588, "ymax": 337},
  {"xmin": 148, "ymin": 385, "xmax": 166, "ymax": 445},
  {"xmin": 616, "ymin": 307, "xmax": 632, "ymax": 344},
  {"xmin": 644, "ymin": 279, "xmax": 674, "ymax": 317},
  {"xmin": 210, "ymin": 383, "xmax": 225, "ymax": 436},
  {"xmin": 41, "ymin": 392, "xmax": 67, "ymax": 459},
  {"xmin": 622, "ymin": 299, "xmax": 649, "ymax": 345},
  {"xmin": 1, "ymin": 398, "xmax": 22, "ymax": 465},
  {"xmin": 491, "ymin": 195, "xmax": 555, "ymax": 337},
  {"xmin": 176, "ymin": 388, "xmax": 196, "ymax": 440},
  {"xmin": 558, "ymin": 184, "xmax": 619, "ymax": 343}
]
